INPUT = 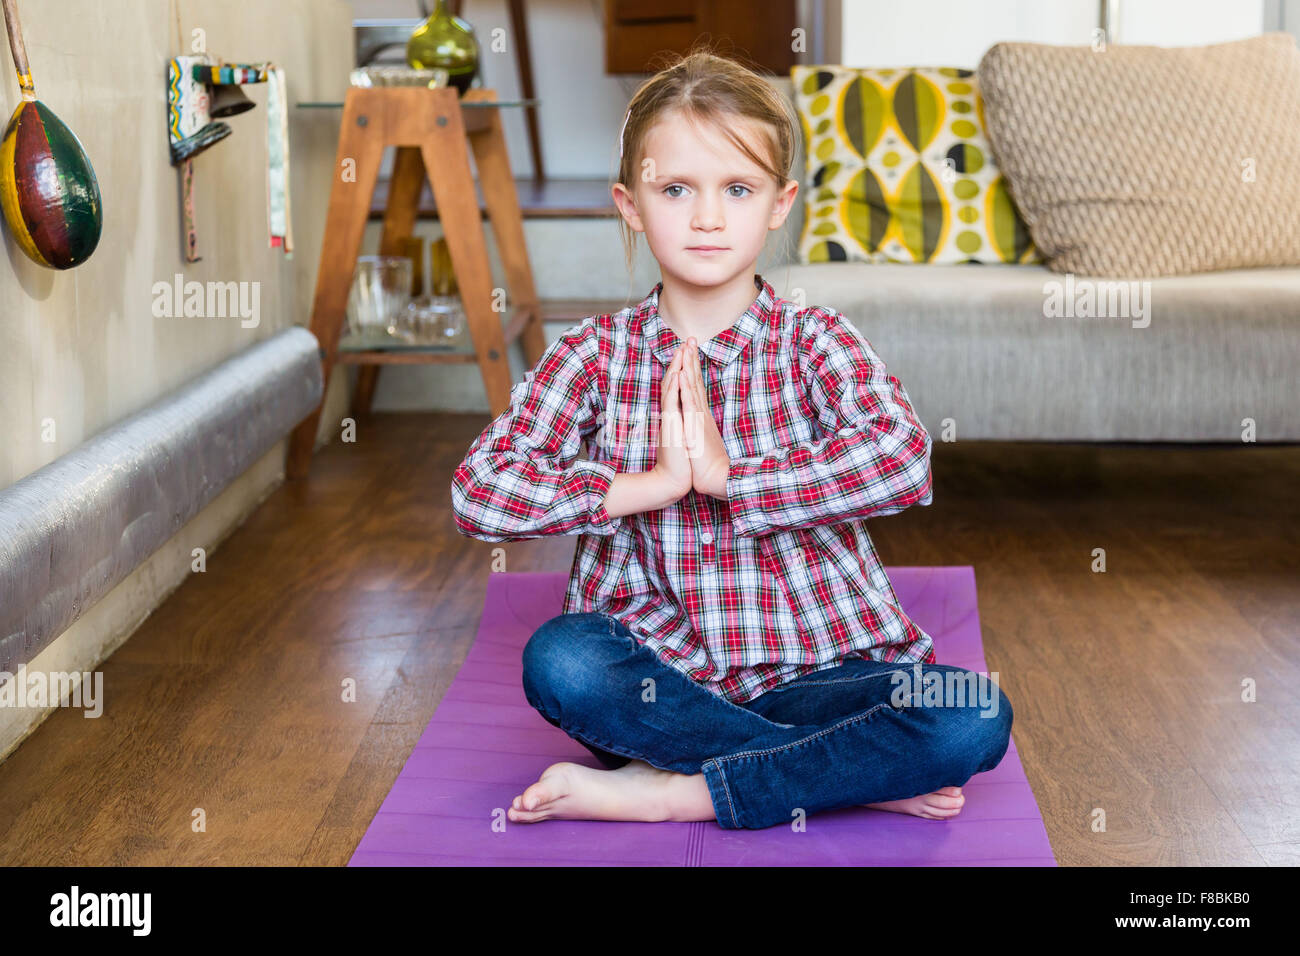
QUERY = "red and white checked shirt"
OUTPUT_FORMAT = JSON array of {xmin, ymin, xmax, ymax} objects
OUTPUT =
[{"xmin": 452, "ymin": 273, "xmax": 937, "ymax": 704}]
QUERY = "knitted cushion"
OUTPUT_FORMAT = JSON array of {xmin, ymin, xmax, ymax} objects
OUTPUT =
[
  {"xmin": 976, "ymin": 33, "xmax": 1300, "ymax": 277},
  {"xmin": 790, "ymin": 64, "xmax": 1041, "ymax": 265}
]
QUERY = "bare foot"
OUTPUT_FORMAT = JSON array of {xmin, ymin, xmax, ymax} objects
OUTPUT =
[
  {"xmin": 508, "ymin": 758, "xmax": 715, "ymax": 824},
  {"xmin": 864, "ymin": 786, "xmax": 965, "ymax": 820}
]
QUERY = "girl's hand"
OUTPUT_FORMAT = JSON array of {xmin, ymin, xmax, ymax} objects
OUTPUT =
[
  {"xmin": 679, "ymin": 338, "xmax": 731, "ymax": 499},
  {"xmin": 652, "ymin": 344, "xmax": 693, "ymax": 500}
]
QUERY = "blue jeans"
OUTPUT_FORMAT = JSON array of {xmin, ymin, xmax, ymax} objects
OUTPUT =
[{"xmin": 520, "ymin": 612, "xmax": 1014, "ymax": 830}]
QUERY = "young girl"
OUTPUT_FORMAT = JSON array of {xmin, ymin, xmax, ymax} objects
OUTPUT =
[{"xmin": 451, "ymin": 49, "xmax": 1012, "ymax": 831}]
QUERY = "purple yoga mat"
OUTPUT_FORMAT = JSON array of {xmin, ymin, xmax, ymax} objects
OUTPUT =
[{"xmin": 348, "ymin": 567, "xmax": 1056, "ymax": 866}]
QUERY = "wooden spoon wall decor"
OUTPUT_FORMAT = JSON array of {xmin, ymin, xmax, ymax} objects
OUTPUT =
[{"xmin": 0, "ymin": 0, "xmax": 103, "ymax": 269}]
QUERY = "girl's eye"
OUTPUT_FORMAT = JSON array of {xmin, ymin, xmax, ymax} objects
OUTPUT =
[{"xmin": 662, "ymin": 184, "xmax": 752, "ymax": 198}]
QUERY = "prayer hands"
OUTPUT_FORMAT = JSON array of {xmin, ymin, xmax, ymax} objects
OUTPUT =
[{"xmin": 676, "ymin": 338, "xmax": 731, "ymax": 499}]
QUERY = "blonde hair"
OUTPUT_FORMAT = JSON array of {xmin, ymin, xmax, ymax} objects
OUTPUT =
[{"xmin": 613, "ymin": 43, "xmax": 799, "ymax": 285}]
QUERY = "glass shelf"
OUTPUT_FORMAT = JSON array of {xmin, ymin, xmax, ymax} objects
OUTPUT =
[
  {"xmin": 338, "ymin": 328, "xmax": 464, "ymax": 353},
  {"xmin": 334, "ymin": 301, "xmax": 539, "ymax": 365},
  {"xmin": 296, "ymin": 97, "xmax": 538, "ymax": 109},
  {"xmin": 336, "ymin": 329, "xmax": 475, "ymax": 364}
]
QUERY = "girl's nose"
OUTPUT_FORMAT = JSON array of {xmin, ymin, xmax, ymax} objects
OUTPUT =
[{"xmin": 692, "ymin": 199, "xmax": 724, "ymax": 230}]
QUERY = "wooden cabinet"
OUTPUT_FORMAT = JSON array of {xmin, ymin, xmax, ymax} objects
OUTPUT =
[{"xmin": 605, "ymin": 0, "xmax": 798, "ymax": 74}]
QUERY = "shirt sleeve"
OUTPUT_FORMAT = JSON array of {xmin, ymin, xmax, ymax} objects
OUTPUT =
[
  {"xmin": 726, "ymin": 307, "xmax": 933, "ymax": 537},
  {"xmin": 450, "ymin": 316, "xmax": 621, "ymax": 542}
]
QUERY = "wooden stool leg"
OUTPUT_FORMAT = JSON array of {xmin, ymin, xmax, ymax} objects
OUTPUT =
[
  {"xmin": 352, "ymin": 366, "xmax": 380, "ymax": 418},
  {"xmin": 419, "ymin": 112, "xmax": 513, "ymax": 416},
  {"xmin": 465, "ymin": 89, "xmax": 546, "ymax": 371},
  {"xmin": 286, "ymin": 93, "xmax": 387, "ymax": 480}
]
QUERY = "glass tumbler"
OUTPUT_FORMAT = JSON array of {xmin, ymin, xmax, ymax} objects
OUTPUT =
[
  {"xmin": 347, "ymin": 255, "xmax": 413, "ymax": 343},
  {"xmin": 397, "ymin": 293, "xmax": 467, "ymax": 345}
]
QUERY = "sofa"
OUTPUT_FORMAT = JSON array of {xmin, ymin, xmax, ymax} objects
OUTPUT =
[
  {"xmin": 765, "ymin": 38, "xmax": 1300, "ymax": 444},
  {"xmin": 759, "ymin": 259, "xmax": 1300, "ymax": 442}
]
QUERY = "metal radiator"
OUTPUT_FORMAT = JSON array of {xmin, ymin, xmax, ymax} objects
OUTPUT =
[{"xmin": 0, "ymin": 326, "xmax": 323, "ymax": 672}]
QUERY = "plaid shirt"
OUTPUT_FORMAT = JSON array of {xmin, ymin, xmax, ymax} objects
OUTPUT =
[{"xmin": 452, "ymin": 273, "xmax": 936, "ymax": 704}]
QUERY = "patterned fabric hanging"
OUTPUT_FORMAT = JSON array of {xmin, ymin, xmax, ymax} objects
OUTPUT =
[{"xmin": 167, "ymin": 56, "xmax": 293, "ymax": 259}]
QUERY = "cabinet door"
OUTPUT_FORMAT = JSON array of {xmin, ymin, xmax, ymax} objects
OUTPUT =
[{"xmin": 605, "ymin": 0, "xmax": 799, "ymax": 75}]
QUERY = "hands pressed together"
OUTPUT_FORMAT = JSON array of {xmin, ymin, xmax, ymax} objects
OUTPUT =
[{"xmin": 655, "ymin": 338, "xmax": 731, "ymax": 501}]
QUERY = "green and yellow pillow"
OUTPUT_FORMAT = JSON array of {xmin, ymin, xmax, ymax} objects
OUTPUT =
[{"xmin": 791, "ymin": 64, "xmax": 1040, "ymax": 265}]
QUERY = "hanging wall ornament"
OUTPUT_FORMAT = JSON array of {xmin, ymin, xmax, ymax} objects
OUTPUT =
[
  {"xmin": 167, "ymin": 55, "xmax": 231, "ymax": 163},
  {"xmin": 167, "ymin": 57, "xmax": 292, "ymax": 262},
  {"xmin": 0, "ymin": 0, "xmax": 103, "ymax": 269},
  {"xmin": 195, "ymin": 61, "xmax": 293, "ymax": 255},
  {"xmin": 209, "ymin": 83, "xmax": 255, "ymax": 117},
  {"xmin": 167, "ymin": 53, "xmax": 229, "ymax": 262}
]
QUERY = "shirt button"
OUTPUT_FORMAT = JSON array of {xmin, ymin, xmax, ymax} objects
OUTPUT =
[{"xmin": 701, "ymin": 531, "xmax": 713, "ymax": 545}]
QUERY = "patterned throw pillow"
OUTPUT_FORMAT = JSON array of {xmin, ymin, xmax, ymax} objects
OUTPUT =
[{"xmin": 790, "ymin": 64, "xmax": 1040, "ymax": 265}]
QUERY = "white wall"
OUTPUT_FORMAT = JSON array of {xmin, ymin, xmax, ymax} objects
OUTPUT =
[
  {"xmin": 841, "ymin": 0, "xmax": 1267, "ymax": 69},
  {"xmin": 1117, "ymin": 0, "xmax": 1265, "ymax": 43},
  {"xmin": 842, "ymin": 0, "xmax": 1097, "ymax": 68}
]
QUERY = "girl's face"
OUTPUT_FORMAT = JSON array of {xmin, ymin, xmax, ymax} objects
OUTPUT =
[{"xmin": 614, "ymin": 110, "xmax": 798, "ymax": 288}]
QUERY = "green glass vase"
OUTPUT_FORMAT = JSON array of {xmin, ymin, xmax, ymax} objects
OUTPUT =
[{"xmin": 407, "ymin": 0, "xmax": 480, "ymax": 95}]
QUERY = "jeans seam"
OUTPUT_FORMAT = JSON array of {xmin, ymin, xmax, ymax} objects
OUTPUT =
[
  {"xmin": 705, "ymin": 759, "xmax": 740, "ymax": 828},
  {"xmin": 711, "ymin": 700, "xmax": 894, "ymax": 764},
  {"xmin": 768, "ymin": 671, "xmax": 900, "ymax": 692}
]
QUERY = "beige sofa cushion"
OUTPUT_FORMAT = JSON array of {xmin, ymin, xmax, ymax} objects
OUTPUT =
[{"xmin": 976, "ymin": 33, "xmax": 1300, "ymax": 277}]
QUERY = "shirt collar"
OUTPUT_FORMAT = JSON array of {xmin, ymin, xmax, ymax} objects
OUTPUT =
[{"xmin": 640, "ymin": 273, "xmax": 777, "ymax": 369}]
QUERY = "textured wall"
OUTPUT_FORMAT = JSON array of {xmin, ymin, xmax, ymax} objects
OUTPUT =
[
  {"xmin": 0, "ymin": 327, "xmax": 323, "ymax": 673},
  {"xmin": 0, "ymin": 0, "xmax": 354, "ymax": 758}
]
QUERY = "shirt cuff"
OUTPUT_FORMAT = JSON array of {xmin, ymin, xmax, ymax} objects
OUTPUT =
[
  {"xmin": 725, "ymin": 455, "xmax": 773, "ymax": 538},
  {"xmin": 576, "ymin": 459, "xmax": 622, "ymax": 535}
]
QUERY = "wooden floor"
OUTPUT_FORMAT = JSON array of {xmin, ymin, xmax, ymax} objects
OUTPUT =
[{"xmin": 1, "ymin": 412, "xmax": 1296, "ymax": 866}]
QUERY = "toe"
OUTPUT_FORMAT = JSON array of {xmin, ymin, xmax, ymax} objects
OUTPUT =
[
  {"xmin": 508, "ymin": 806, "xmax": 548, "ymax": 823},
  {"xmin": 927, "ymin": 791, "xmax": 966, "ymax": 810},
  {"xmin": 921, "ymin": 803, "xmax": 963, "ymax": 818},
  {"xmin": 521, "ymin": 782, "xmax": 554, "ymax": 811},
  {"xmin": 524, "ymin": 764, "xmax": 574, "ymax": 809}
]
